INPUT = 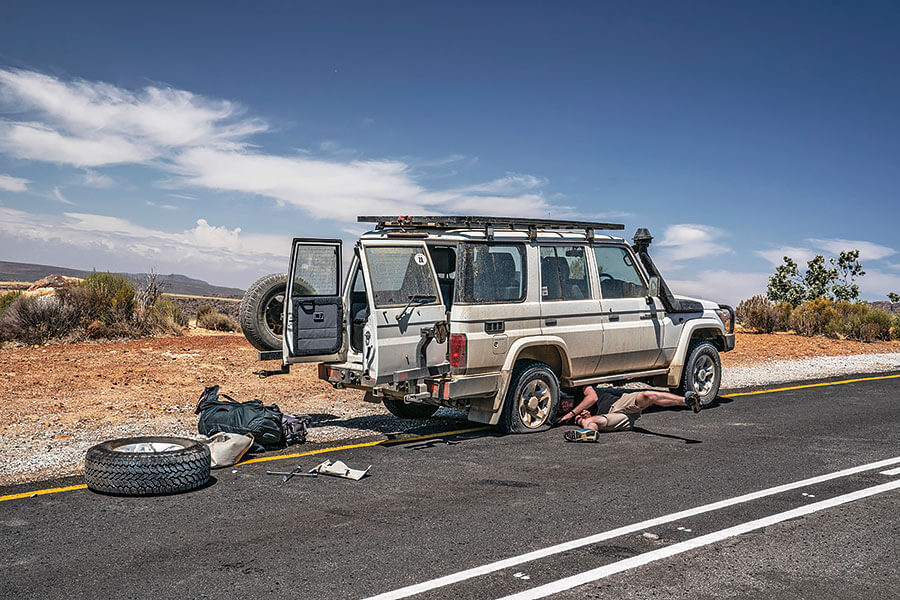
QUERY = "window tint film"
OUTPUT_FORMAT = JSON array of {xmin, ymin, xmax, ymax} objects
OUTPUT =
[
  {"xmin": 593, "ymin": 246, "xmax": 648, "ymax": 299},
  {"xmin": 364, "ymin": 246, "xmax": 439, "ymax": 308},
  {"xmin": 540, "ymin": 246, "xmax": 590, "ymax": 301},
  {"xmin": 457, "ymin": 243, "xmax": 526, "ymax": 303},
  {"xmin": 291, "ymin": 244, "xmax": 338, "ymax": 296}
]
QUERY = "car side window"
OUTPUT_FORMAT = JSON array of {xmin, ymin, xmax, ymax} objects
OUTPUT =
[
  {"xmin": 593, "ymin": 246, "xmax": 648, "ymax": 299},
  {"xmin": 456, "ymin": 243, "xmax": 526, "ymax": 303},
  {"xmin": 540, "ymin": 245, "xmax": 590, "ymax": 301}
]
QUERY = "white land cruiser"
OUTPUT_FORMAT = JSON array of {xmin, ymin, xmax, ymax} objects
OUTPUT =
[{"xmin": 240, "ymin": 216, "xmax": 734, "ymax": 433}]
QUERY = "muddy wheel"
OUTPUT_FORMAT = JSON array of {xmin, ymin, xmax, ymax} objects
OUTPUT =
[
  {"xmin": 676, "ymin": 341, "xmax": 721, "ymax": 405},
  {"xmin": 84, "ymin": 436, "xmax": 210, "ymax": 496},
  {"xmin": 383, "ymin": 397, "xmax": 439, "ymax": 419},
  {"xmin": 240, "ymin": 273, "xmax": 287, "ymax": 351},
  {"xmin": 500, "ymin": 360, "xmax": 559, "ymax": 433}
]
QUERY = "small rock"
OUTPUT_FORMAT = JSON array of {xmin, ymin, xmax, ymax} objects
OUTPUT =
[{"xmin": 642, "ymin": 532, "xmax": 659, "ymax": 540}]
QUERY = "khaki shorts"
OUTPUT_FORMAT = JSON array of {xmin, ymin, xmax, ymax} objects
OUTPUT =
[{"xmin": 596, "ymin": 390, "xmax": 642, "ymax": 432}]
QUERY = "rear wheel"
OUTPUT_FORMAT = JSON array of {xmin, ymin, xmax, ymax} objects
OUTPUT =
[
  {"xmin": 675, "ymin": 340, "xmax": 721, "ymax": 405},
  {"xmin": 240, "ymin": 273, "xmax": 287, "ymax": 351},
  {"xmin": 383, "ymin": 397, "xmax": 440, "ymax": 419},
  {"xmin": 500, "ymin": 360, "xmax": 559, "ymax": 433}
]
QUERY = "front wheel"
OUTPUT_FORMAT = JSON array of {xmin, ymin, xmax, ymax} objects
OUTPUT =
[
  {"xmin": 676, "ymin": 341, "xmax": 722, "ymax": 405},
  {"xmin": 500, "ymin": 360, "xmax": 559, "ymax": 433}
]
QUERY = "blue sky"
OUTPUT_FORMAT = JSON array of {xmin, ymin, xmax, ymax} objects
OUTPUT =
[{"xmin": 1, "ymin": 1, "xmax": 898, "ymax": 304}]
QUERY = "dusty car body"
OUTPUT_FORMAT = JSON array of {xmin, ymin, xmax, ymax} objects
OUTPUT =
[{"xmin": 247, "ymin": 216, "xmax": 734, "ymax": 432}]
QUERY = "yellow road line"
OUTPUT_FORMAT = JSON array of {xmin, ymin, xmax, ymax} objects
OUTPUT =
[
  {"xmin": 0, "ymin": 427, "xmax": 490, "ymax": 503},
  {"xmin": 724, "ymin": 373, "xmax": 900, "ymax": 397},
  {"xmin": 0, "ymin": 484, "xmax": 88, "ymax": 503}
]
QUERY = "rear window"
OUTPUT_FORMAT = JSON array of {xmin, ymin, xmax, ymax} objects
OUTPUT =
[
  {"xmin": 456, "ymin": 243, "xmax": 526, "ymax": 303},
  {"xmin": 290, "ymin": 244, "xmax": 339, "ymax": 296},
  {"xmin": 364, "ymin": 246, "xmax": 439, "ymax": 308}
]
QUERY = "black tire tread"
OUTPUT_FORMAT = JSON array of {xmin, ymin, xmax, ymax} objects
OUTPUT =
[
  {"xmin": 500, "ymin": 360, "xmax": 559, "ymax": 434},
  {"xmin": 84, "ymin": 437, "xmax": 210, "ymax": 496},
  {"xmin": 240, "ymin": 273, "xmax": 287, "ymax": 351},
  {"xmin": 677, "ymin": 340, "xmax": 721, "ymax": 405}
]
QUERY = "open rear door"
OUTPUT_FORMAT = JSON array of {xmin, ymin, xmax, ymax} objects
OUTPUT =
[{"xmin": 284, "ymin": 238, "xmax": 346, "ymax": 364}]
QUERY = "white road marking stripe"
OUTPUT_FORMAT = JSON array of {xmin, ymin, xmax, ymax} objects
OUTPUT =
[
  {"xmin": 498, "ymin": 479, "xmax": 900, "ymax": 600},
  {"xmin": 362, "ymin": 456, "xmax": 900, "ymax": 600},
  {"xmin": 879, "ymin": 466, "xmax": 900, "ymax": 476}
]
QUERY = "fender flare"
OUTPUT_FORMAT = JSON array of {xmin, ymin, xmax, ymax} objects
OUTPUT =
[
  {"xmin": 667, "ymin": 319, "xmax": 727, "ymax": 387},
  {"xmin": 484, "ymin": 336, "xmax": 572, "ymax": 424}
]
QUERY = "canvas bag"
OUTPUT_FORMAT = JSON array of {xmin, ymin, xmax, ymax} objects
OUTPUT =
[{"xmin": 195, "ymin": 385, "xmax": 285, "ymax": 448}]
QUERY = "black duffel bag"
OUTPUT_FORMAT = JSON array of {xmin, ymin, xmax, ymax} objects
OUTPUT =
[{"xmin": 196, "ymin": 385, "xmax": 285, "ymax": 448}]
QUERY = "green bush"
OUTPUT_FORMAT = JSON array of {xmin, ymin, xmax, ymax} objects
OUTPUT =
[
  {"xmin": 79, "ymin": 271, "xmax": 136, "ymax": 325},
  {"xmin": 736, "ymin": 295, "xmax": 779, "ymax": 333},
  {"xmin": 195, "ymin": 304, "xmax": 215, "ymax": 321},
  {"xmin": 144, "ymin": 297, "xmax": 188, "ymax": 336},
  {"xmin": 846, "ymin": 307, "xmax": 893, "ymax": 342},
  {"xmin": 0, "ymin": 291, "xmax": 21, "ymax": 317},
  {"xmin": 198, "ymin": 309, "xmax": 238, "ymax": 332},
  {"xmin": 789, "ymin": 298, "xmax": 841, "ymax": 337}
]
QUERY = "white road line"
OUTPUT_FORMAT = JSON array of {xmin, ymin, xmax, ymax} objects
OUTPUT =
[
  {"xmin": 879, "ymin": 466, "xmax": 900, "ymax": 476},
  {"xmin": 498, "ymin": 479, "xmax": 900, "ymax": 600},
  {"xmin": 362, "ymin": 456, "xmax": 900, "ymax": 600}
]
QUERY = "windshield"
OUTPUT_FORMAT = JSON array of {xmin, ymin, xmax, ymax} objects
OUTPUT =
[{"xmin": 364, "ymin": 246, "xmax": 440, "ymax": 308}]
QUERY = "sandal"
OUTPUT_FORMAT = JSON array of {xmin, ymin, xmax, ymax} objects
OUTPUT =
[{"xmin": 564, "ymin": 428, "xmax": 599, "ymax": 443}]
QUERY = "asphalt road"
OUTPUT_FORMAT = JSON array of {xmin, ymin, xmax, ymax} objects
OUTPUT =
[{"xmin": 2, "ymin": 373, "xmax": 899, "ymax": 600}]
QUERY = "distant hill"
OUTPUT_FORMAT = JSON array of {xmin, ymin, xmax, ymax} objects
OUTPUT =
[{"xmin": 0, "ymin": 261, "xmax": 245, "ymax": 299}]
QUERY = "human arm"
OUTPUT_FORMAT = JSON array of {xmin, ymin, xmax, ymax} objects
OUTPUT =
[{"xmin": 558, "ymin": 386, "xmax": 598, "ymax": 423}]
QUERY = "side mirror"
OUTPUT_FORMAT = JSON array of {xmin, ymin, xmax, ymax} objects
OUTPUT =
[{"xmin": 648, "ymin": 276, "xmax": 660, "ymax": 297}]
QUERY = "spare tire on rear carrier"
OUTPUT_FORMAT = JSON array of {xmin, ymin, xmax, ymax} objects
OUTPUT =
[
  {"xmin": 84, "ymin": 436, "xmax": 211, "ymax": 496},
  {"xmin": 240, "ymin": 273, "xmax": 288, "ymax": 352}
]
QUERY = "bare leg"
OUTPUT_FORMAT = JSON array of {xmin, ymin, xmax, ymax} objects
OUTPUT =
[{"xmin": 635, "ymin": 390, "xmax": 689, "ymax": 409}]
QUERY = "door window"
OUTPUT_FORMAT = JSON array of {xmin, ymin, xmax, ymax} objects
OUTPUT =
[
  {"xmin": 456, "ymin": 243, "xmax": 526, "ymax": 303},
  {"xmin": 364, "ymin": 246, "xmax": 439, "ymax": 308},
  {"xmin": 593, "ymin": 246, "xmax": 648, "ymax": 299},
  {"xmin": 291, "ymin": 244, "xmax": 339, "ymax": 296},
  {"xmin": 540, "ymin": 246, "xmax": 590, "ymax": 301}
]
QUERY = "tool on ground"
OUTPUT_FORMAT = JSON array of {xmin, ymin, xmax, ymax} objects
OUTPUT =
[
  {"xmin": 266, "ymin": 464, "xmax": 318, "ymax": 483},
  {"xmin": 309, "ymin": 459, "xmax": 371, "ymax": 481}
]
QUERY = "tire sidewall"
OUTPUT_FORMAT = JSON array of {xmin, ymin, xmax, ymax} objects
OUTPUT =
[
  {"xmin": 239, "ymin": 273, "xmax": 287, "ymax": 351},
  {"xmin": 382, "ymin": 397, "xmax": 440, "ymax": 419},
  {"xmin": 502, "ymin": 361, "xmax": 559, "ymax": 433},
  {"xmin": 682, "ymin": 341, "xmax": 721, "ymax": 405}
]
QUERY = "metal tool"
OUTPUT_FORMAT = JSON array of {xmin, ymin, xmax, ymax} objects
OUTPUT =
[{"xmin": 266, "ymin": 464, "xmax": 318, "ymax": 483}]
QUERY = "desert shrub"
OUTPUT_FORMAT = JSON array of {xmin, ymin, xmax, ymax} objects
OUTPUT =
[
  {"xmin": 789, "ymin": 298, "xmax": 841, "ymax": 337},
  {"xmin": 198, "ymin": 309, "xmax": 238, "ymax": 332},
  {"xmin": 774, "ymin": 302, "xmax": 793, "ymax": 331},
  {"xmin": 79, "ymin": 271, "xmax": 136, "ymax": 325},
  {"xmin": 0, "ymin": 291, "xmax": 21, "ymax": 317},
  {"xmin": 144, "ymin": 297, "xmax": 187, "ymax": 336},
  {"xmin": 846, "ymin": 307, "xmax": 893, "ymax": 342},
  {"xmin": 736, "ymin": 295, "xmax": 779, "ymax": 333},
  {"xmin": 86, "ymin": 320, "xmax": 109, "ymax": 339},
  {"xmin": 0, "ymin": 294, "xmax": 80, "ymax": 344},
  {"xmin": 195, "ymin": 304, "xmax": 215, "ymax": 321},
  {"xmin": 891, "ymin": 315, "xmax": 900, "ymax": 340}
]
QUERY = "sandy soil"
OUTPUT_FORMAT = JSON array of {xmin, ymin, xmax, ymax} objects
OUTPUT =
[{"xmin": 2, "ymin": 329, "xmax": 899, "ymax": 485}]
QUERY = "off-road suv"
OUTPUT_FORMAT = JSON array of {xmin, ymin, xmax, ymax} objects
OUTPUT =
[{"xmin": 241, "ymin": 216, "xmax": 734, "ymax": 432}]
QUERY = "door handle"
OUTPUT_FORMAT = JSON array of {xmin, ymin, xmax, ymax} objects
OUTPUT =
[
  {"xmin": 640, "ymin": 314, "xmax": 653, "ymax": 320},
  {"xmin": 313, "ymin": 312, "xmax": 325, "ymax": 322},
  {"xmin": 608, "ymin": 315, "xmax": 620, "ymax": 322},
  {"xmin": 544, "ymin": 319, "xmax": 557, "ymax": 326}
]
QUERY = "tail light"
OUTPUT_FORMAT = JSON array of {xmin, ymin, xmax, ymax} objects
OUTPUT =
[{"xmin": 449, "ymin": 333, "xmax": 467, "ymax": 368}]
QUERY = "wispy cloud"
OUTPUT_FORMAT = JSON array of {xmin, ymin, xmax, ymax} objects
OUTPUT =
[
  {"xmin": 51, "ymin": 186, "xmax": 74, "ymax": 205},
  {"xmin": 0, "ymin": 68, "xmax": 556, "ymax": 221},
  {"xmin": 0, "ymin": 173, "xmax": 28, "ymax": 192},
  {"xmin": 0, "ymin": 206, "xmax": 287, "ymax": 276},
  {"xmin": 655, "ymin": 224, "xmax": 732, "ymax": 266},
  {"xmin": 807, "ymin": 238, "xmax": 896, "ymax": 262},
  {"xmin": 755, "ymin": 246, "xmax": 818, "ymax": 267},
  {"xmin": 79, "ymin": 169, "xmax": 114, "ymax": 188},
  {"xmin": 146, "ymin": 200, "xmax": 180, "ymax": 211},
  {"xmin": 667, "ymin": 269, "xmax": 770, "ymax": 305}
]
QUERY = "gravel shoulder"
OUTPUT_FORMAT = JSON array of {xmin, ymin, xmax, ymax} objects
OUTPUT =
[{"xmin": 2, "ymin": 330, "xmax": 898, "ymax": 486}]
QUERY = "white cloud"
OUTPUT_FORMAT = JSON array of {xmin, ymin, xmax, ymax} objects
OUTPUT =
[
  {"xmin": 79, "ymin": 169, "xmax": 114, "ymax": 188},
  {"xmin": 656, "ymin": 224, "xmax": 732, "ymax": 263},
  {"xmin": 0, "ymin": 173, "xmax": 28, "ymax": 192},
  {"xmin": 755, "ymin": 246, "xmax": 818, "ymax": 267},
  {"xmin": 455, "ymin": 173, "xmax": 547, "ymax": 195},
  {"xmin": 807, "ymin": 238, "xmax": 896, "ymax": 262},
  {"xmin": 0, "ymin": 206, "xmax": 288, "ymax": 277},
  {"xmin": 51, "ymin": 186, "xmax": 74, "ymax": 205},
  {"xmin": 667, "ymin": 269, "xmax": 770, "ymax": 306},
  {"xmin": 0, "ymin": 68, "xmax": 266, "ymax": 167}
]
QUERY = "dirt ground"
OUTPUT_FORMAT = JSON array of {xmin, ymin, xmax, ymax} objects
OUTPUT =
[{"xmin": 2, "ymin": 328, "xmax": 899, "ymax": 485}]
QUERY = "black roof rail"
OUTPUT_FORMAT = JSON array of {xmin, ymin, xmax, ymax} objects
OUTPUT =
[{"xmin": 357, "ymin": 215, "xmax": 624, "ymax": 241}]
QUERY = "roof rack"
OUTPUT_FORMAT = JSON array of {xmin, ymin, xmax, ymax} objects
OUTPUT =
[{"xmin": 357, "ymin": 215, "xmax": 624, "ymax": 241}]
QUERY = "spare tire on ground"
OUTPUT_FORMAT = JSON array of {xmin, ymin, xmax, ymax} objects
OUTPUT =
[
  {"xmin": 84, "ymin": 436, "xmax": 211, "ymax": 496},
  {"xmin": 240, "ymin": 273, "xmax": 287, "ymax": 351}
]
